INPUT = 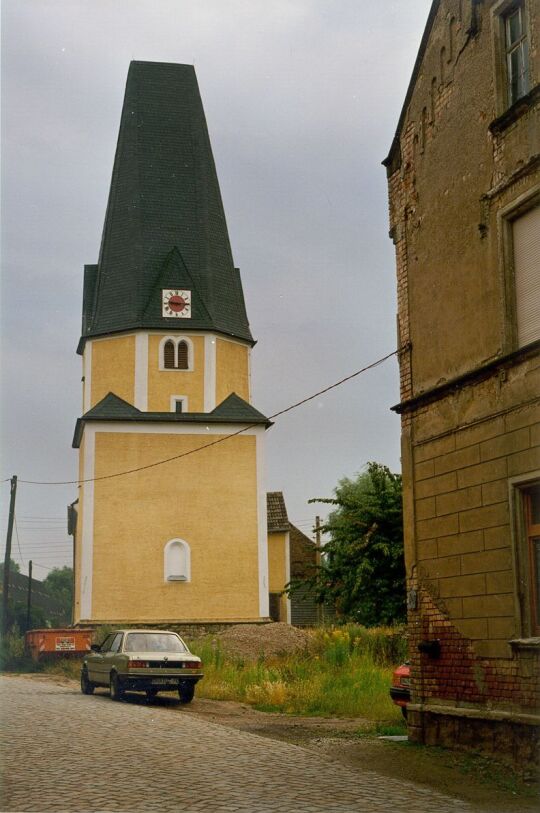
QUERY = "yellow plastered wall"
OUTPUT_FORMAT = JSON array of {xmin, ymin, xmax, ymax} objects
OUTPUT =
[
  {"xmin": 147, "ymin": 335, "xmax": 205, "ymax": 412},
  {"xmin": 216, "ymin": 339, "xmax": 250, "ymax": 404},
  {"xmin": 90, "ymin": 336, "xmax": 135, "ymax": 407},
  {"xmin": 268, "ymin": 530, "xmax": 288, "ymax": 620},
  {"xmin": 90, "ymin": 430, "xmax": 261, "ymax": 622}
]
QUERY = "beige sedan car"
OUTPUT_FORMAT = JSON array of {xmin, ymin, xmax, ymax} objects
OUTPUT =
[{"xmin": 81, "ymin": 629, "xmax": 203, "ymax": 703}]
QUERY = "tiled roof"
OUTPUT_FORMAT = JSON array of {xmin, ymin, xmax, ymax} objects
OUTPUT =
[
  {"xmin": 72, "ymin": 391, "xmax": 271, "ymax": 448},
  {"xmin": 267, "ymin": 492, "xmax": 289, "ymax": 532},
  {"xmin": 79, "ymin": 61, "xmax": 253, "ymax": 352}
]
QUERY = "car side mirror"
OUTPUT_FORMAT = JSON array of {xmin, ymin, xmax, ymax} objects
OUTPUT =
[{"xmin": 90, "ymin": 644, "xmax": 101, "ymax": 652}]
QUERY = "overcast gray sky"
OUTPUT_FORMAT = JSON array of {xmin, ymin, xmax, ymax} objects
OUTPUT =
[{"xmin": 1, "ymin": 0, "xmax": 430, "ymax": 578}]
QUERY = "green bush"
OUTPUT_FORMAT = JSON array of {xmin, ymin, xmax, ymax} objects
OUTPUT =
[{"xmin": 0, "ymin": 626, "xmax": 38, "ymax": 672}]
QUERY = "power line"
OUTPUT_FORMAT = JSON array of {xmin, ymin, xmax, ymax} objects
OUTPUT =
[
  {"xmin": 13, "ymin": 515, "xmax": 24, "ymax": 568},
  {"xmin": 14, "ymin": 348, "xmax": 398, "ymax": 488},
  {"xmin": 31, "ymin": 562, "xmax": 56, "ymax": 572}
]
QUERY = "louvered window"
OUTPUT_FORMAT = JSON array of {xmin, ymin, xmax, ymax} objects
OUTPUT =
[
  {"xmin": 177, "ymin": 341, "xmax": 188, "ymax": 370},
  {"xmin": 159, "ymin": 337, "xmax": 193, "ymax": 371},
  {"xmin": 163, "ymin": 340, "xmax": 175, "ymax": 369},
  {"xmin": 513, "ymin": 205, "xmax": 540, "ymax": 347}
]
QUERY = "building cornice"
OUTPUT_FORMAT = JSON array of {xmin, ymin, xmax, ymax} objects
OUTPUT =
[{"xmin": 392, "ymin": 339, "xmax": 540, "ymax": 414}]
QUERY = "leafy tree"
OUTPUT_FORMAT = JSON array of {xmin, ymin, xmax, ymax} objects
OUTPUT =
[
  {"xmin": 0, "ymin": 559, "xmax": 21, "ymax": 575},
  {"xmin": 42, "ymin": 567, "xmax": 73, "ymax": 620},
  {"xmin": 291, "ymin": 462, "xmax": 406, "ymax": 626}
]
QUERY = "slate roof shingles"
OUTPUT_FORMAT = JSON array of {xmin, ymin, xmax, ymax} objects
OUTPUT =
[
  {"xmin": 79, "ymin": 61, "xmax": 253, "ymax": 353},
  {"xmin": 72, "ymin": 392, "xmax": 271, "ymax": 448}
]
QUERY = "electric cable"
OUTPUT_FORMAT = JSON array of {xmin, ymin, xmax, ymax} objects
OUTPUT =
[{"xmin": 12, "ymin": 348, "xmax": 398, "ymax": 487}]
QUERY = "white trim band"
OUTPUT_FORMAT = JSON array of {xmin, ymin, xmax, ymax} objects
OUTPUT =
[
  {"xmin": 134, "ymin": 333, "xmax": 148, "ymax": 410},
  {"xmin": 80, "ymin": 427, "xmax": 96, "ymax": 620}
]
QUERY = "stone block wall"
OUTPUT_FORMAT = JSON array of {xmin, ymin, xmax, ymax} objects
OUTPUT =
[{"xmin": 411, "ymin": 384, "xmax": 539, "ymax": 661}]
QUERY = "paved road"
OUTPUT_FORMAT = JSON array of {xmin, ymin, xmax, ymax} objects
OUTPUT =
[{"xmin": 1, "ymin": 676, "xmax": 473, "ymax": 812}]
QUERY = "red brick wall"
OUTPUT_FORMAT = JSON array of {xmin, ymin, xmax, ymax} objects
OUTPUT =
[{"xmin": 408, "ymin": 580, "xmax": 539, "ymax": 712}]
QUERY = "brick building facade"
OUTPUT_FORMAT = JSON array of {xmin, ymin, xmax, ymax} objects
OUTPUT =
[{"xmin": 384, "ymin": 0, "xmax": 539, "ymax": 765}]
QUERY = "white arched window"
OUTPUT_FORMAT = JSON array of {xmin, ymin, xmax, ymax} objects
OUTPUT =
[
  {"xmin": 159, "ymin": 337, "xmax": 194, "ymax": 371},
  {"xmin": 164, "ymin": 539, "xmax": 191, "ymax": 582}
]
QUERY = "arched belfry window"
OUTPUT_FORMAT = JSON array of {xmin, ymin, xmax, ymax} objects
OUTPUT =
[
  {"xmin": 159, "ymin": 336, "xmax": 194, "ymax": 371},
  {"xmin": 164, "ymin": 539, "xmax": 191, "ymax": 582},
  {"xmin": 177, "ymin": 340, "xmax": 188, "ymax": 370},
  {"xmin": 163, "ymin": 340, "xmax": 175, "ymax": 369}
]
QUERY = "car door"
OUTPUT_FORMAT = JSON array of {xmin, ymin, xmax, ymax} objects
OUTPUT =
[
  {"xmin": 89, "ymin": 633, "xmax": 115, "ymax": 684},
  {"xmin": 102, "ymin": 632, "xmax": 124, "ymax": 679}
]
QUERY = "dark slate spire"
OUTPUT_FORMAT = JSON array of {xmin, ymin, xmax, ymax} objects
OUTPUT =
[{"xmin": 79, "ymin": 61, "xmax": 253, "ymax": 351}]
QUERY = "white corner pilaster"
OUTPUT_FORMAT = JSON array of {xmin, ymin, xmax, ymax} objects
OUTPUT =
[
  {"xmin": 134, "ymin": 332, "xmax": 148, "ymax": 410},
  {"xmin": 204, "ymin": 334, "xmax": 217, "ymax": 412},
  {"xmin": 83, "ymin": 341, "xmax": 92, "ymax": 413},
  {"xmin": 256, "ymin": 428, "xmax": 269, "ymax": 619},
  {"xmin": 285, "ymin": 530, "xmax": 291, "ymax": 624},
  {"xmin": 80, "ymin": 426, "xmax": 96, "ymax": 620}
]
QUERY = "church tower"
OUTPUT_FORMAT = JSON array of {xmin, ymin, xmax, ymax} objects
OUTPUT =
[{"xmin": 73, "ymin": 62, "xmax": 270, "ymax": 626}]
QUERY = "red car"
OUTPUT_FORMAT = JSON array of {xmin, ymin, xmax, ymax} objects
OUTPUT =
[{"xmin": 390, "ymin": 662, "xmax": 410, "ymax": 717}]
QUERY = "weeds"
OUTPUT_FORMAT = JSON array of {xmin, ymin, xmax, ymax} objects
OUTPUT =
[
  {"xmin": 0, "ymin": 626, "xmax": 38, "ymax": 672},
  {"xmin": 189, "ymin": 624, "xmax": 405, "ymax": 721}
]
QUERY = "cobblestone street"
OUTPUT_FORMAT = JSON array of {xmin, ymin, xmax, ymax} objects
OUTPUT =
[{"xmin": 1, "ymin": 676, "xmax": 473, "ymax": 812}]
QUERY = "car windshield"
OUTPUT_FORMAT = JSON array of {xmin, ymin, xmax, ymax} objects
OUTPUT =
[{"xmin": 124, "ymin": 633, "xmax": 188, "ymax": 653}]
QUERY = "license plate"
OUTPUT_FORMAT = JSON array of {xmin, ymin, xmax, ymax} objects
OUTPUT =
[{"xmin": 152, "ymin": 678, "xmax": 178, "ymax": 686}]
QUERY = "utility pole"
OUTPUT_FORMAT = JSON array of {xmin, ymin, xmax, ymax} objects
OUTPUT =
[
  {"xmin": 2, "ymin": 475, "xmax": 18, "ymax": 637},
  {"xmin": 26, "ymin": 560, "xmax": 33, "ymax": 632},
  {"xmin": 315, "ymin": 515, "xmax": 322, "ymax": 625}
]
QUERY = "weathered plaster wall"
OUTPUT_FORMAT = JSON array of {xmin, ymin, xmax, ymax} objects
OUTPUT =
[
  {"xmin": 386, "ymin": 0, "xmax": 540, "ymax": 761},
  {"xmin": 90, "ymin": 335, "xmax": 135, "ymax": 407},
  {"xmin": 215, "ymin": 339, "xmax": 250, "ymax": 405},
  {"xmin": 87, "ymin": 430, "xmax": 262, "ymax": 623}
]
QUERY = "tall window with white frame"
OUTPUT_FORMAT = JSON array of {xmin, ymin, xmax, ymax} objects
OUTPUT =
[{"xmin": 504, "ymin": 3, "xmax": 529, "ymax": 106}]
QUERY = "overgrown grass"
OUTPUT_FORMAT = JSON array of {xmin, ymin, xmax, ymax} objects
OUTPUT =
[{"xmin": 189, "ymin": 625, "xmax": 406, "ymax": 721}]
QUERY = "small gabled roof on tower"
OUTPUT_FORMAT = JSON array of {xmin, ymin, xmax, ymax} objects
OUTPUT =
[
  {"xmin": 72, "ymin": 391, "xmax": 271, "ymax": 448},
  {"xmin": 79, "ymin": 61, "xmax": 253, "ymax": 352}
]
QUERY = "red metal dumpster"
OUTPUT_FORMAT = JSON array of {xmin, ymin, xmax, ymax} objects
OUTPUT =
[{"xmin": 25, "ymin": 628, "xmax": 94, "ymax": 661}]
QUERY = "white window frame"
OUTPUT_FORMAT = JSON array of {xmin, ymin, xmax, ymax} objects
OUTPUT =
[
  {"xmin": 491, "ymin": 0, "xmax": 532, "ymax": 116},
  {"xmin": 164, "ymin": 539, "xmax": 191, "ymax": 583},
  {"xmin": 170, "ymin": 395, "xmax": 189, "ymax": 413},
  {"xmin": 498, "ymin": 187, "xmax": 540, "ymax": 352},
  {"xmin": 158, "ymin": 336, "xmax": 194, "ymax": 372}
]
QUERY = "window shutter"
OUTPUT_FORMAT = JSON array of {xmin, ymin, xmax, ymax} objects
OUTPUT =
[
  {"xmin": 164, "ymin": 340, "xmax": 175, "ymax": 368},
  {"xmin": 177, "ymin": 341, "xmax": 188, "ymax": 369},
  {"xmin": 513, "ymin": 205, "xmax": 540, "ymax": 347}
]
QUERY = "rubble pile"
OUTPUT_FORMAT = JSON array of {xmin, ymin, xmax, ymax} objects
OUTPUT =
[{"xmin": 216, "ymin": 623, "xmax": 312, "ymax": 659}]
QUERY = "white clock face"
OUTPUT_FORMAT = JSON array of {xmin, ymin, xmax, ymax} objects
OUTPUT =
[{"xmin": 162, "ymin": 289, "xmax": 192, "ymax": 318}]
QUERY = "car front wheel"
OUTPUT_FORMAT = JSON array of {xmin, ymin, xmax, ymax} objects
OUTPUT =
[
  {"xmin": 179, "ymin": 684, "xmax": 195, "ymax": 704},
  {"xmin": 110, "ymin": 672, "xmax": 124, "ymax": 701},
  {"xmin": 80, "ymin": 668, "xmax": 95, "ymax": 695}
]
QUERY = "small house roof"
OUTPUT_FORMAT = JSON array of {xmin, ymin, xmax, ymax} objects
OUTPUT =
[{"xmin": 267, "ymin": 492, "xmax": 289, "ymax": 533}]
